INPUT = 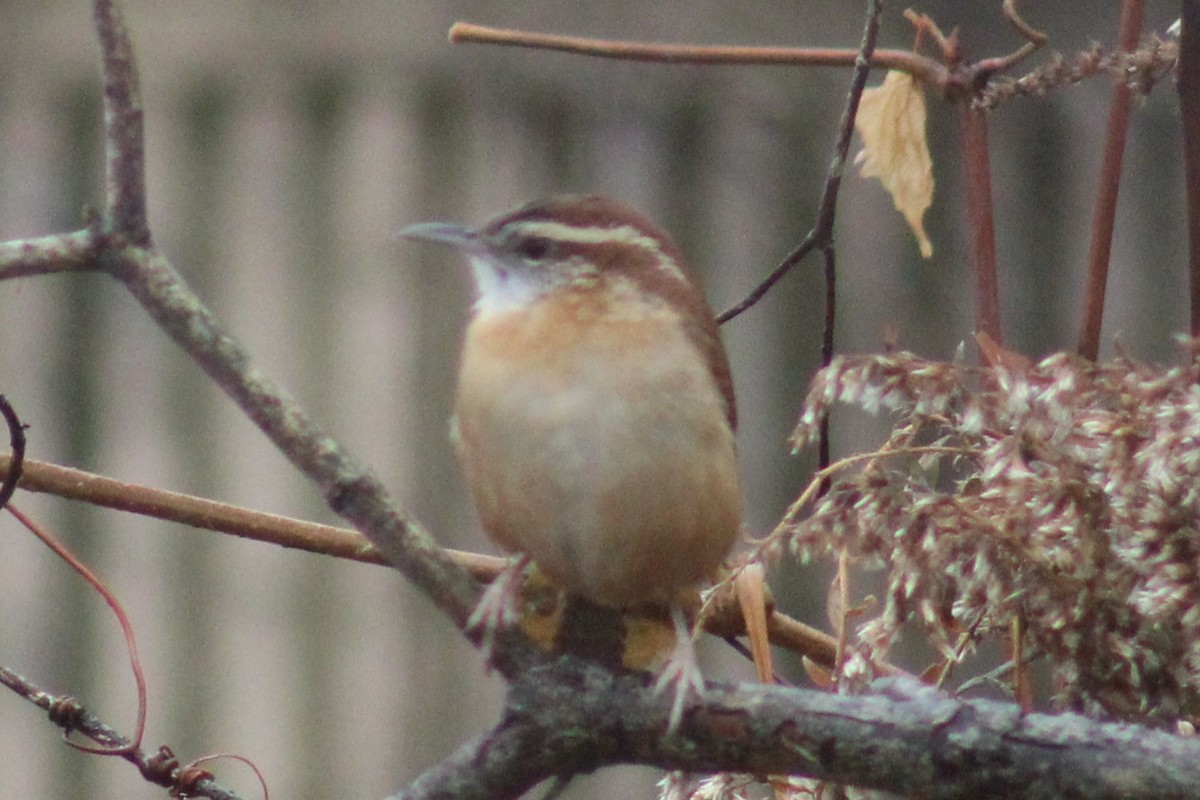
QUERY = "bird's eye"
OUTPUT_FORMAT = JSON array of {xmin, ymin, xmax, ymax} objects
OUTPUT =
[{"xmin": 514, "ymin": 236, "xmax": 551, "ymax": 261}]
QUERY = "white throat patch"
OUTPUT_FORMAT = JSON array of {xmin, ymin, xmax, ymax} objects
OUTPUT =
[{"xmin": 468, "ymin": 255, "xmax": 546, "ymax": 314}]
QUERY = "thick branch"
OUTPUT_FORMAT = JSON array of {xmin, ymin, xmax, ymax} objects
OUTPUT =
[
  {"xmin": 86, "ymin": 0, "xmax": 481, "ymax": 628},
  {"xmin": 104, "ymin": 245, "xmax": 480, "ymax": 626},
  {"xmin": 398, "ymin": 663, "xmax": 1200, "ymax": 800}
]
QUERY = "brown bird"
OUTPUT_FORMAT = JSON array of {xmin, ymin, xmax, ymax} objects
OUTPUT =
[{"xmin": 400, "ymin": 195, "xmax": 742, "ymax": 730}]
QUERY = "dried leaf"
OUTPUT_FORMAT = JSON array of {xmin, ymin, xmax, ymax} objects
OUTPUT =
[
  {"xmin": 854, "ymin": 70, "xmax": 935, "ymax": 258},
  {"xmin": 734, "ymin": 564, "xmax": 774, "ymax": 683}
]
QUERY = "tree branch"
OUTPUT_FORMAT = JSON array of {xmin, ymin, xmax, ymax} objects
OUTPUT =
[
  {"xmin": 94, "ymin": 0, "xmax": 149, "ymax": 243},
  {"xmin": 396, "ymin": 663, "xmax": 1200, "ymax": 800},
  {"xmin": 0, "ymin": 230, "xmax": 98, "ymax": 280},
  {"xmin": 84, "ymin": 0, "xmax": 482, "ymax": 631}
]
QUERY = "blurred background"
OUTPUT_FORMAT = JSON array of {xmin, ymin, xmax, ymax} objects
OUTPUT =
[{"xmin": 0, "ymin": 1, "xmax": 1187, "ymax": 797}]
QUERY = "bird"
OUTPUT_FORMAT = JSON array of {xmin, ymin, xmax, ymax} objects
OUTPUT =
[{"xmin": 399, "ymin": 195, "xmax": 742, "ymax": 730}]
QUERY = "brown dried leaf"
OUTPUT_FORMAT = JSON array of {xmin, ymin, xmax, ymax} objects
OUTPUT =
[
  {"xmin": 735, "ymin": 564, "xmax": 775, "ymax": 683},
  {"xmin": 854, "ymin": 70, "xmax": 935, "ymax": 258}
]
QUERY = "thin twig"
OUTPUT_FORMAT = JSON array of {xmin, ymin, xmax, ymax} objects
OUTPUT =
[
  {"xmin": 448, "ymin": 22, "xmax": 946, "ymax": 89},
  {"xmin": 0, "ymin": 665, "xmax": 246, "ymax": 800},
  {"xmin": 1002, "ymin": 0, "xmax": 1048, "ymax": 47},
  {"xmin": 0, "ymin": 230, "xmax": 98, "ymax": 280},
  {"xmin": 0, "ymin": 453, "xmax": 391, "ymax": 566},
  {"xmin": 1078, "ymin": 0, "xmax": 1144, "ymax": 360},
  {"xmin": 719, "ymin": 0, "xmax": 882, "ymax": 325},
  {"xmin": 716, "ymin": 232, "xmax": 815, "ymax": 323},
  {"xmin": 818, "ymin": 245, "xmax": 835, "ymax": 477},
  {"xmin": 972, "ymin": 1, "xmax": 1047, "ymax": 79},
  {"xmin": 0, "ymin": 452, "xmax": 507, "ymax": 574}
]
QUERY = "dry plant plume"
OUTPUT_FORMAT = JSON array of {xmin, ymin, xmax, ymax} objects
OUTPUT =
[{"xmin": 773, "ymin": 339, "xmax": 1200, "ymax": 722}]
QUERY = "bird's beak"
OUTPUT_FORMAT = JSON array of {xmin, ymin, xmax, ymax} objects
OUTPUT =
[{"xmin": 397, "ymin": 222, "xmax": 477, "ymax": 249}]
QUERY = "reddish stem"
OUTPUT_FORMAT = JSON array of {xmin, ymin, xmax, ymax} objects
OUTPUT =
[
  {"xmin": 959, "ymin": 106, "xmax": 1003, "ymax": 345},
  {"xmin": 1181, "ymin": 2, "xmax": 1200, "ymax": 338},
  {"xmin": 1078, "ymin": 0, "xmax": 1144, "ymax": 361},
  {"xmin": 6, "ymin": 503, "xmax": 147, "ymax": 755}
]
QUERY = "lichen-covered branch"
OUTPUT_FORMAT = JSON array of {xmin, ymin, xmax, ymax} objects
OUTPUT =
[{"xmin": 395, "ymin": 662, "xmax": 1200, "ymax": 800}]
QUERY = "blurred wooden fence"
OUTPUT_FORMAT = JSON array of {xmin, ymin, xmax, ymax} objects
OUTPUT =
[{"xmin": 0, "ymin": 2, "xmax": 1187, "ymax": 797}]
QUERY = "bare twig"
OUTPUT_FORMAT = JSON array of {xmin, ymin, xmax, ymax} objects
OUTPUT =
[
  {"xmin": 964, "ymin": 1, "xmax": 1041, "ymax": 79},
  {"xmin": 0, "ymin": 230, "xmax": 98, "ymax": 280},
  {"xmin": 0, "ymin": 452, "xmax": 502, "ymax": 576},
  {"xmin": 718, "ymin": 0, "xmax": 882, "ymax": 325},
  {"xmin": 0, "ymin": 665, "xmax": 246, "ymax": 800},
  {"xmin": 1078, "ymin": 0, "xmax": 1144, "ymax": 360},
  {"xmin": 448, "ymin": 22, "xmax": 946, "ymax": 90},
  {"xmin": 83, "ymin": 0, "xmax": 483, "ymax": 634},
  {"xmin": 1002, "ymin": 0, "xmax": 1048, "ymax": 47},
  {"xmin": 968, "ymin": 0, "xmax": 1047, "ymax": 78},
  {"xmin": 0, "ymin": 453, "xmax": 395, "ymax": 567}
]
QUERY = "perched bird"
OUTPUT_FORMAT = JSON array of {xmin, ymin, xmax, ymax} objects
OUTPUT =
[{"xmin": 400, "ymin": 195, "xmax": 742, "ymax": 729}]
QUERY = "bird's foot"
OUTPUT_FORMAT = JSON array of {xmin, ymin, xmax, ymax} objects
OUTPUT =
[
  {"xmin": 653, "ymin": 606, "xmax": 704, "ymax": 733},
  {"xmin": 467, "ymin": 555, "xmax": 531, "ymax": 669}
]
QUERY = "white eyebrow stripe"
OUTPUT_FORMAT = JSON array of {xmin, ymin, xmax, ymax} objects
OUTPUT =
[{"xmin": 511, "ymin": 221, "xmax": 688, "ymax": 283}]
